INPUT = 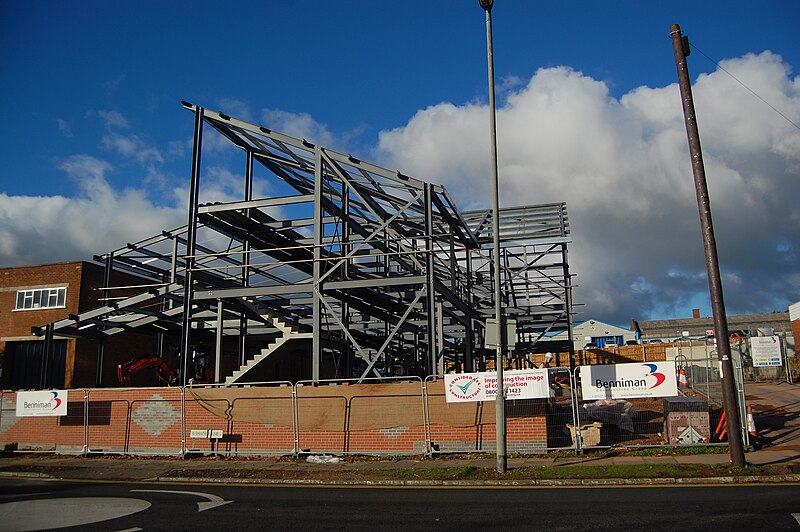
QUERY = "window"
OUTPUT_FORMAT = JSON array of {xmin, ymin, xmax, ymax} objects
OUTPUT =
[{"xmin": 14, "ymin": 287, "xmax": 67, "ymax": 311}]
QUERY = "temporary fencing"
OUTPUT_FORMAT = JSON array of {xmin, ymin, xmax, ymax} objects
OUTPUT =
[
  {"xmin": 674, "ymin": 355, "xmax": 750, "ymax": 448},
  {"xmin": 295, "ymin": 377, "xmax": 426, "ymax": 455},
  {"xmin": 0, "ymin": 364, "xmax": 750, "ymax": 456},
  {"xmin": 540, "ymin": 367, "xmax": 579, "ymax": 451},
  {"xmin": 671, "ymin": 336, "xmax": 793, "ymax": 384},
  {"xmin": 567, "ymin": 360, "xmax": 750, "ymax": 450},
  {"xmin": 1, "ymin": 388, "xmax": 85, "ymax": 454},
  {"xmin": 186, "ymin": 381, "xmax": 295, "ymax": 455}
]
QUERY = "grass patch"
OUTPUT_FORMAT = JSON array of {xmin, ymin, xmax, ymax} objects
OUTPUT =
[
  {"xmin": 376, "ymin": 466, "xmax": 482, "ymax": 481},
  {"xmin": 341, "ymin": 463, "xmax": 765, "ymax": 482},
  {"xmin": 612, "ymin": 446, "xmax": 729, "ymax": 457},
  {"xmin": 512, "ymin": 463, "xmax": 763, "ymax": 480}
]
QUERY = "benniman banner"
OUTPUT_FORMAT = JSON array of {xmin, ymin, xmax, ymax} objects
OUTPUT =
[
  {"xmin": 580, "ymin": 362, "xmax": 678, "ymax": 400},
  {"xmin": 15, "ymin": 390, "xmax": 68, "ymax": 416},
  {"xmin": 444, "ymin": 369, "xmax": 549, "ymax": 403}
]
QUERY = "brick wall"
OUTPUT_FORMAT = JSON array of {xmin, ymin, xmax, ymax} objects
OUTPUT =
[{"xmin": 0, "ymin": 262, "xmax": 85, "ymax": 338}]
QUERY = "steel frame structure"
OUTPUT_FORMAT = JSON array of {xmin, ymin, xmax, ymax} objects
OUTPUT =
[{"xmin": 36, "ymin": 102, "xmax": 575, "ymax": 384}]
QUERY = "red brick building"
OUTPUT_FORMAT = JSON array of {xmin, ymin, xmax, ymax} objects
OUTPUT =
[{"xmin": 0, "ymin": 262, "xmax": 159, "ymax": 389}]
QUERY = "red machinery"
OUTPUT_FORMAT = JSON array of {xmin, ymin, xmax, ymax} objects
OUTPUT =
[{"xmin": 117, "ymin": 354, "xmax": 178, "ymax": 386}]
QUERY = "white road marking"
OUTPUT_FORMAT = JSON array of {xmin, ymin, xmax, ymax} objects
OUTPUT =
[
  {"xmin": 0, "ymin": 497, "xmax": 151, "ymax": 531},
  {"xmin": 131, "ymin": 489, "xmax": 233, "ymax": 512}
]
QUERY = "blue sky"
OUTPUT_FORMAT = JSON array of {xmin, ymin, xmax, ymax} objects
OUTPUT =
[{"xmin": 1, "ymin": 1, "xmax": 799, "ymax": 326}]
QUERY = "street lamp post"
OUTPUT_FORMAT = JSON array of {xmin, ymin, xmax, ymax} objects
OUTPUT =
[{"xmin": 479, "ymin": 0, "xmax": 507, "ymax": 474}]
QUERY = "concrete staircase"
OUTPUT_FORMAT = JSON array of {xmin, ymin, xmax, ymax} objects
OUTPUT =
[{"xmin": 226, "ymin": 297, "xmax": 312, "ymax": 384}]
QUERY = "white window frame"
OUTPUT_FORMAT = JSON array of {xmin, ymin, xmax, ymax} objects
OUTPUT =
[{"xmin": 13, "ymin": 287, "xmax": 67, "ymax": 311}]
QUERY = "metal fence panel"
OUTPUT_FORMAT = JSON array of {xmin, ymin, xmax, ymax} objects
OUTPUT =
[
  {"xmin": 423, "ymin": 375, "xmax": 549, "ymax": 455},
  {"xmin": 295, "ymin": 377, "xmax": 426, "ymax": 455},
  {"xmin": 2, "ymin": 363, "xmax": 755, "ymax": 457},
  {"xmin": 0, "ymin": 390, "xmax": 87, "ymax": 454},
  {"xmin": 542, "ymin": 367, "xmax": 579, "ymax": 451},
  {"xmin": 572, "ymin": 365, "xmax": 726, "ymax": 449},
  {"xmin": 184, "ymin": 381, "xmax": 295, "ymax": 456},
  {"xmin": 85, "ymin": 387, "xmax": 183, "ymax": 455}
]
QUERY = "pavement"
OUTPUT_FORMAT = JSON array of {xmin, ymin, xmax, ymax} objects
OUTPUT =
[{"xmin": 1, "ymin": 382, "xmax": 797, "ymax": 487}]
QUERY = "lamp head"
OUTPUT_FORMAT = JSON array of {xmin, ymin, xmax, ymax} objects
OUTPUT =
[{"xmin": 479, "ymin": 0, "xmax": 494, "ymax": 12}]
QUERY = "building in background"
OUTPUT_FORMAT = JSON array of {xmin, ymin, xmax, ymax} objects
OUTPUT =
[
  {"xmin": 633, "ymin": 308, "xmax": 792, "ymax": 342},
  {"xmin": 546, "ymin": 318, "xmax": 637, "ymax": 351},
  {"xmin": 0, "ymin": 262, "xmax": 159, "ymax": 389}
]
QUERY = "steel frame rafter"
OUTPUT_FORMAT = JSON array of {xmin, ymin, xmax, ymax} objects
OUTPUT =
[{"xmin": 34, "ymin": 102, "xmax": 575, "ymax": 383}]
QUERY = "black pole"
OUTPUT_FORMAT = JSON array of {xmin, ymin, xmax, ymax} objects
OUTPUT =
[
  {"xmin": 670, "ymin": 23, "xmax": 746, "ymax": 466},
  {"xmin": 41, "ymin": 323, "xmax": 53, "ymax": 388},
  {"xmin": 180, "ymin": 106, "xmax": 204, "ymax": 385},
  {"xmin": 96, "ymin": 252, "xmax": 113, "ymax": 386},
  {"xmin": 239, "ymin": 149, "xmax": 253, "ymax": 366}
]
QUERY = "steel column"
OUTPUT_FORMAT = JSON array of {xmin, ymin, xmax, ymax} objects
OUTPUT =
[
  {"xmin": 41, "ymin": 323, "xmax": 53, "ymax": 388},
  {"xmin": 562, "ymin": 243, "xmax": 576, "ymax": 370},
  {"xmin": 239, "ymin": 149, "xmax": 254, "ymax": 366},
  {"xmin": 424, "ymin": 183, "xmax": 437, "ymax": 377},
  {"xmin": 341, "ymin": 187, "xmax": 352, "ymax": 378},
  {"xmin": 180, "ymin": 106, "xmax": 204, "ymax": 385},
  {"xmin": 96, "ymin": 252, "xmax": 114, "ymax": 386},
  {"xmin": 215, "ymin": 299, "xmax": 223, "ymax": 383},
  {"xmin": 465, "ymin": 249, "xmax": 474, "ymax": 372},
  {"xmin": 312, "ymin": 147, "xmax": 324, "ymax": 381}
]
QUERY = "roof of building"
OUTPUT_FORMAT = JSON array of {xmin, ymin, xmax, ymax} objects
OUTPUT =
[
  {"xmin": 573, "ymin": 318, "xmax": 631, "ymax": 331},
  {"xmin": 635, "ymin": 311, "xmax": 790, "ymax": 338}
]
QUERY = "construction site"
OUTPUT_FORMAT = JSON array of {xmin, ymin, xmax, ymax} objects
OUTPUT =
[{"xmin": 3, "ymin": 105, "xmax": 781, "ymax": 457}]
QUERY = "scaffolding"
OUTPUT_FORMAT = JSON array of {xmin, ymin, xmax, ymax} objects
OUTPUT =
[{"xmin": 36, "ymin": 102, "xmax": 575, "ymax": 384}]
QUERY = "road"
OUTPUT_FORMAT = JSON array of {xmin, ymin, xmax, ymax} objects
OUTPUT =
[{"xmin": 1, "ymin": 479, "xmax": 798, "ymax": 531}]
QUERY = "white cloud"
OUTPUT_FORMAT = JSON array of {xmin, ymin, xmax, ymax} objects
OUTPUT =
[
  {"xmin": 0, "ymin": 155, "xmax": 184, "ymax": 267},
  {"xmin": 216, "ymin": 98, "xmax": 255, "ymax": 123},
  {"xmin": 261, "ymin": 108, "xmax": 338, "ymax": 148},
  {"xmin": 56, "ymin": 119, "xmax": 73, "ymax": 138},
  {"xmin": 101, "ymin": 132, "xmax": 164, "ymax": 166},
  {"xmin": 3, "ymin": 52, "xmax": 797, "ymax": 325},
  {"xmin": 375, "ymin": 52, "xmax": 800, "ymax": 322},
  {"xmin": 259, "ymin": 108, "xmax": 366, "ymax": 154},
  {"xmin": 91, "ymin": 109, "xmax": 130, "ymax": 130}
]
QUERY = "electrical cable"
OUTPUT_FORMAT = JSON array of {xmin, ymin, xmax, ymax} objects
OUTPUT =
[{"xmin": 689, "ymin": 42, "xmax": 800, "ymax": 132}]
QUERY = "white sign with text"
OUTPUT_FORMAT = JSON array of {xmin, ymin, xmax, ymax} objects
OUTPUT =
[
  {"xmin": 580, "ymin": 362, "xmax": 678, "ymax": 400},
  {"xmin": 750, "ymin": 336, "xmax": 782, "ymax": 367},
  {"xmin": 15, "ymin": 390, "xmax": 68, "ymax": 416},
  {"xmin": 444, "ymin": 369, "xmax": 549, "ymax": 403}
]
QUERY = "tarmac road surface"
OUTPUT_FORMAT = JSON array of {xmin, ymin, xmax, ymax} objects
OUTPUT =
[{"xmin": 1, "ymin": 478, "xmax": 798, "ymax": 532}]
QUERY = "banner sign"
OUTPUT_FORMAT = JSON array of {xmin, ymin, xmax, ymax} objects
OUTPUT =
[
  {"xmin": 751, "ymin": 336, "xmax": 782, "ymax": 367},
  {"xmin": 444, "ymin": 369, "xmax": 549, "ymax": 403},
  {"xmin": 15, "ymin": 390, "xmax": 68, "ymax": 416},
  {"xmin": 580, "ymin": 362, "xmax": 677, "ymax": 400}
]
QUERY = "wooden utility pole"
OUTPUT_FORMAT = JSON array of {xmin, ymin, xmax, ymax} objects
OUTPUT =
[{"xmin": 670, "ymin": 23, "xmax": 746, "ymax": 467}]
